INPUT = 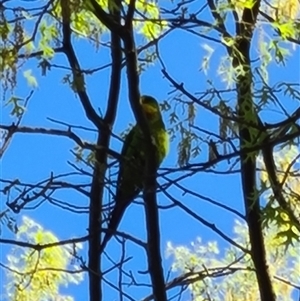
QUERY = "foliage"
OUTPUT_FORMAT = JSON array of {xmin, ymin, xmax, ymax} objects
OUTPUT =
[
  {"xmin": 259, "ymin": 145, "xmax": 300, "ymax": 245},
  {"xmin": 166, "ymin": 146, "xmax": 300, "ymax": 300},
  {"xmin": 0, "ymin": 0, "xmax": 166, "ymax": 94},
  {"xmin": 4, "ymin": 216, "xmax": 84, "ymax": 301},
  {"xmin": 167, "ymin": 219, "xmax": 299, "ymax": 301}
]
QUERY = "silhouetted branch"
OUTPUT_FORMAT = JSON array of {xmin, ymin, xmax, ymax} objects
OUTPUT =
[
  {"xmin": 258, "ymin": 118, "xmax": 300, "ymax": 231},
  {"xmin": 0, "ymin": 124, "xmax": 121, "ymax": 159},
  {"xmin": 163, "ymin": 189, "xmax": 249, "ymax": 253},
  {"xmin": 0, "ymin": 235, "xmax": 89, "ymax": 250},
  {"xmin": 61, "ymin": 0, "xmax": 103, "ymax": 130},
  {"xmin": 231, "ymin": 1, "xmax": 276, "ymax": 300}
]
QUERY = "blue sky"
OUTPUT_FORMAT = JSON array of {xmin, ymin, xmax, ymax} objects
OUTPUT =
[{"xmin": 1, "ymin": 1, "xmax": 300, "ymax": 300}]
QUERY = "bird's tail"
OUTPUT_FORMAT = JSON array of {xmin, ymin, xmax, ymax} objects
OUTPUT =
[{"xmin": 99, "ymin": 196, "xmax": 131, "ymax": 253}]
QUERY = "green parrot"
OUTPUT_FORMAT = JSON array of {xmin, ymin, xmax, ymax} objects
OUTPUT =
[{"xmin": 100, "ymin": 95, "xmax": 169, "ymax": 252}]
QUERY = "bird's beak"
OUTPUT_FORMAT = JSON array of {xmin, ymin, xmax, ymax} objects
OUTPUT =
[{"xmin": 142, "ymin": 103, "xmax": 158, "ymax": 114}]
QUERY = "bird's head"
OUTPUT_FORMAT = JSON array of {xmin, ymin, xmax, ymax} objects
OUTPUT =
[{"xmin": 140, "ymin": 95, "xmax": 161, "ymax": 121}]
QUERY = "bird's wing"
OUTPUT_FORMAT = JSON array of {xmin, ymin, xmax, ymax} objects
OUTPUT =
[{"xmin": 117, "ymin": 125, "xmax": 138, "ymax": 183}]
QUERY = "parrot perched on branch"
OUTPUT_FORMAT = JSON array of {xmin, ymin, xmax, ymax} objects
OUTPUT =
[{"xmin": 100, "ymin": 95, "xmax": 169, "ymax": 252}]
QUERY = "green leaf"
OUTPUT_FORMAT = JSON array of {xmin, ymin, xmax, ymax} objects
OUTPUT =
[{"xmin": 5, "ymin": 96, "xmax": 26, "ymax": 117}]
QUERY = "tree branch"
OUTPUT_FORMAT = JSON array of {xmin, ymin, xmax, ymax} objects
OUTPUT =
[
  {"xmin": 0, "ymin": 124, "xmax": 121, "ymax": 160},
  {"xmin": 0, "ymin": 235, "xmax": 89, "ymax": 251},
  {"xmin": 233, "ymin": 1, "xmax": 276, "ymax": 300},
  {"xmin": 121, "ymin": 1, "xmax": 167, "ymax": 300},
  {"xmin": 84, "ymin": 1, "xmax": 123, "ymax": 301},
  {"xmin": 258, "ymin": 118, "xmax": 300, "ymax": 231},
  {"xmin": 60, "ymin": 0, "xmax": 103, "ymax": 130}
]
